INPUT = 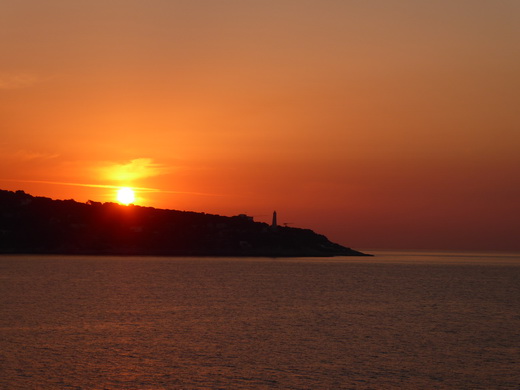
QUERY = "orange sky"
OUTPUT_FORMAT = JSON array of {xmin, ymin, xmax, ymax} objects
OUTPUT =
[{"xmin": 1, "ymin": 1, "xmax": 519, "ymax": 251}]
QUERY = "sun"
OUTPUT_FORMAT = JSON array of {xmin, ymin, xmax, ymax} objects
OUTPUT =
[{"xmin": 117, "ymin": 187, "xmax": 135, "ymax": 205}]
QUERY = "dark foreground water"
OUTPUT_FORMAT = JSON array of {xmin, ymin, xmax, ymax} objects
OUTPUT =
[{"xmin": 1, "ymin": 252, "xmax": 519, "ymax": 389}]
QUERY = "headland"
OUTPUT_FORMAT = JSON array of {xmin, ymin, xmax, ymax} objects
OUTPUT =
[{"xmin": 0, "ymin": 189, "xmax": 370, "ymax": 257}]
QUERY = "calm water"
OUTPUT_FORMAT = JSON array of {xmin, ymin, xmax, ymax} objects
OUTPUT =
[{"xmin": 1, "ymin": 251, "xmax": 519, "ymax": 389}]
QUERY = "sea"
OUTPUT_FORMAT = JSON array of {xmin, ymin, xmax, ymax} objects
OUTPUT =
[{"xmin": 1, "ymin": 251, "xmax": 519, "ymax": 389}]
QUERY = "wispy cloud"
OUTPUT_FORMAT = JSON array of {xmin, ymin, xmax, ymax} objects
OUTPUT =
[
  {"xmin": 0, "ymin": 73, "xmax": 42, "ymax": 89},
  {"xmin": 101, "ymin": 158, "xmax": 172, "ymax": 182},
  {"xmin": 12, "ymin": 150, "xmax": 60, "ymax": 161},
  {"xmin": 1, "ymin": 179, "xmax": 221, "ymax": 197},
  {"xmin": 1, "ymin": 157, "xmax": 220, "ymax": 197}
]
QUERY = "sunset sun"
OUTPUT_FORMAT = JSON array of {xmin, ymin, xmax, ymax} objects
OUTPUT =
[{"xmin": 117, "ymin": 187, "xmax": 135, "ymax": 205}]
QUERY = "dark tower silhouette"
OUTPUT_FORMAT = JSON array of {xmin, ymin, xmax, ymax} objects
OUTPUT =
[{"xmin": 271, "ymin": 211, "xmax": 277, "ymax": 228}]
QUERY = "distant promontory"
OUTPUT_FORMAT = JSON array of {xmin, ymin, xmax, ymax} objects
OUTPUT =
[{"xmin": 0, "ymin": 189, "xmax": 370, "ymax": 257}]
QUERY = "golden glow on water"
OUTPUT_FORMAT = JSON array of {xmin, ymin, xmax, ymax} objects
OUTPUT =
[{"xmin": 1, "ymin": 254, "xmax": 519, "ymax": 389}]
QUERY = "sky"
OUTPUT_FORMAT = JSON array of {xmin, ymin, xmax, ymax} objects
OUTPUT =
[{"xmin": 1, "ymin": 0, "xmax": 519, "ymax": 252}]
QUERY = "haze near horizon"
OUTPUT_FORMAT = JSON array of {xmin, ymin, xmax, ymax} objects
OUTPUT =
[{"xmin": 1, "ymin": 1, "xmax": 519, "ymax": 251}]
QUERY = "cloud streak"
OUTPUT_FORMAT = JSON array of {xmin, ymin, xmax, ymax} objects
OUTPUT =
[
  {"xmin": 101, "ymin": 158, "xmax": 172, "ymax": 182},
  {"xmin": 1, "ymin": 179, "xmax": 221, "ymax": 197},
  {"xmin": 0, "ymin": 73, "xmax": 42, "ymax": 89},
  {"xmin": 13, "ymin": 150, "xmax": 60, "ymax": 161}
]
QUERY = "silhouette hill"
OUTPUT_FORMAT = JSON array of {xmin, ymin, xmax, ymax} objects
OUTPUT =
[{"xmin": 0, "ymin": 189, "xmax": 369, "ymax": 257}]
